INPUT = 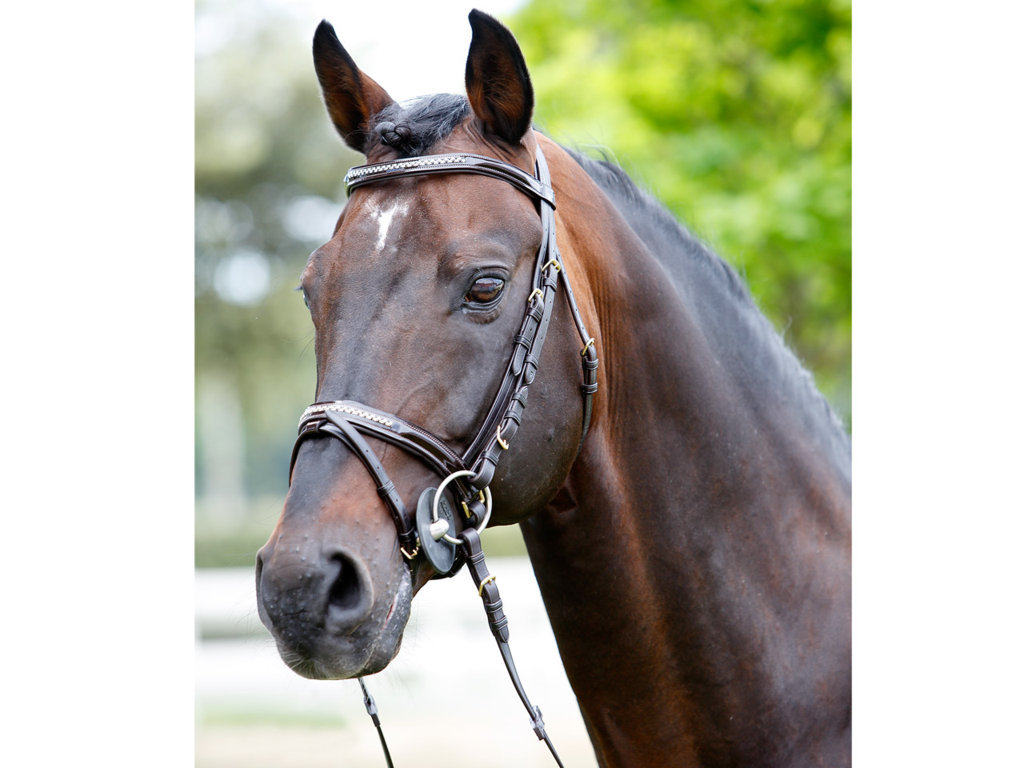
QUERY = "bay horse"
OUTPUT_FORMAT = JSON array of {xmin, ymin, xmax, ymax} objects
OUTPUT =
[{"xmin": 256, "ymin": 10, "xmax": 851, "ymax": 767}]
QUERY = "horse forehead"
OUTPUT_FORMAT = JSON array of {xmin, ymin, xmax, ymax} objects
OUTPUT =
[
  {"xmin": 336, "ymin": 189, "xmax": 449, "ymax": 257},
  {"xmin": 328, "ymin": 180, "xmax": 534, "ymax": 268},
  {"xmin": 344, "ymin": 194, "xmax": 414, "ymax": 249},
  {"xmin": 363, "ymin": 197, "xmax": 409, "ymax": 255}
]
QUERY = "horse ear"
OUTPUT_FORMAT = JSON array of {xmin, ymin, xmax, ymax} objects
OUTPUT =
[
  {"xmin": 465, "ymin": 10, "xmax": 534, "ymax": 146},
  {"xmin": 312, "ymin": 20, "xmax": 395, "ymax": 153}
]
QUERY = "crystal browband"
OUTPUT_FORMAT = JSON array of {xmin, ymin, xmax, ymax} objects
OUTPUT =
[
  {"xmin": 345, "ymin": 152, "xmax": 556, "ymax": 206},
  {"xmin": 344, "ymin": 153, "xmax": 469, "ymax": 184}
]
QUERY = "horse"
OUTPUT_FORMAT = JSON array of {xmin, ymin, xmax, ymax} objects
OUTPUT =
[{"xmin": 255, "ymin": 10, "xmax": 851, "ymax": 767}]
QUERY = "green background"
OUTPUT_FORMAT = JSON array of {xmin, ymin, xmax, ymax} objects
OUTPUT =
[{"xmin": 195, "ymin": 0, "xmax": 851, "ymax": 566}]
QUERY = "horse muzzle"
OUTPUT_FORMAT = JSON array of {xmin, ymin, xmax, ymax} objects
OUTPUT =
[{"xmin": 255, "ymin": 531, "xmax": 412, "ymax": 680}]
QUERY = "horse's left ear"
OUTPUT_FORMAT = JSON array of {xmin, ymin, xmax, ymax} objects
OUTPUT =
[{"xmin": 465, "ymin": 10, "xmax": 534, "ymax": 146}]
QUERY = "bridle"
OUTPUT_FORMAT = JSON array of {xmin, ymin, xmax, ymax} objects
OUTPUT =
[
  {"xmin": 286, "ymin": 143, "xmax": 598, "ymax": 767},
  {"xmin": 289, "ymin": 144, "xmax": 598, "ymax": 579}
]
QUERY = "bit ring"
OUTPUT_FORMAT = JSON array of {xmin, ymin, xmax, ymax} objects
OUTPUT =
[{"xmin": 432, "ymin": 470, "xmax": 492, "ymax": 545}]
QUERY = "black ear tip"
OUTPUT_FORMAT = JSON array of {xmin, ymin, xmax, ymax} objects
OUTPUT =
[
  {"xmin": 313, "ymin": 19, "xmax": 354, "ymax": 70},
  {"xmin": 468, "ymin": 8, "xmax": 497, "ymax": 30},
  {"xmin": 313, "ymin": 19, "xmax": 339, "ymax": 46}
]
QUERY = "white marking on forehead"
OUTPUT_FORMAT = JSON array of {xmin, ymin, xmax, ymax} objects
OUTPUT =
[{"xmin": 370, "ymin": 200, "xmax": 408, "ymax": 255}]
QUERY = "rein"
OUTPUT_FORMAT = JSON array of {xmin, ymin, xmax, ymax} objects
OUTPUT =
[{"xmin": 289, "ymin": 144, "xmax": 597, "ymax": 766}]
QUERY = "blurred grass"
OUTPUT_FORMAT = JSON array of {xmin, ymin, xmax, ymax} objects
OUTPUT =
[{"xmin": 199, "ymin": 706, "xmax": 347, "ymax": 728}]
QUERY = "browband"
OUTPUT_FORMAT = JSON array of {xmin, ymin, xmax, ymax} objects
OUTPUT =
[{"xmin": 345, "ymin": 152, "xmax": 556, "ymax": 208}]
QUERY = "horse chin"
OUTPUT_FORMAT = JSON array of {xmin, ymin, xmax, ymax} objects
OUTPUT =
[{"xmin": 272, "ymin": 568, "xmax": 413, "ymax": 681}]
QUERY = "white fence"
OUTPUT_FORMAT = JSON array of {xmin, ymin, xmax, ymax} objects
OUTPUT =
[{"xmin": 195, "ymin": 559, "xmax": 597, "ymax": 767}]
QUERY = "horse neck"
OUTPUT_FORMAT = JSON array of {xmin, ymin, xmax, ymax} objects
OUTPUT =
[{"xmin": 520, "ymin": 141, "xmax": 851, "ymax": 766}]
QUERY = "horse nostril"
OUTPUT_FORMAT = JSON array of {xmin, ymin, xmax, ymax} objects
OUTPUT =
[
  {"xmin": 328, "ymin": 553, "xmax": 360, "ymax": 610},
  {"xmin": 325, "ymin": 551, "xmax": 372, "ymax": 627}
]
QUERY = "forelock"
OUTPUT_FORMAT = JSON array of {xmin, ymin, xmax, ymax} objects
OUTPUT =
[{"xmin": 369, "ymin": 94, "xmax": 471, "ymax": 156}]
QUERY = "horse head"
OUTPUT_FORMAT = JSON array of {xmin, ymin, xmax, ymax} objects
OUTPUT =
[{"xmin": 255, "ymin": 11, "xmax": 592, "ymax": 680}]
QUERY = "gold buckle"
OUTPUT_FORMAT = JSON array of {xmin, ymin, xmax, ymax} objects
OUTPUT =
[{"xmin": 477, "ymin": 574, "xmax": 497, "ymax": 596}]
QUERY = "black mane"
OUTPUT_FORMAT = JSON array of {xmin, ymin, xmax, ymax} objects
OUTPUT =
[
  {"xmin": 566, "ymin": 148, "xmax": 849, "ymax": 459},
  {"xmin": 565, "ymin": 148, "xmax": 753, "ymax": 302}
]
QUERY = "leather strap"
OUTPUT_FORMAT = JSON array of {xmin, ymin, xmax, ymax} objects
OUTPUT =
[
  {"xmin": 455, "ymin": 146, "xmax": 597, "ymax": 483},
  {"xmin": 346, "ymin": 152, "xmax": 555, "ymax": 207},
  {"xmin": 358, "ymin": 678, "xmax": 394, "ymax": 768},
  {"xmin": 461, "ymin": 529, "xmax": 566, "ymax": 768},
  {"xmin": 319, "ymin": 410, "xmax": 419, "ymax": 557},
  {"xmin": 295, "ymin": 401, "xmax": 468, "ymax": 481}
]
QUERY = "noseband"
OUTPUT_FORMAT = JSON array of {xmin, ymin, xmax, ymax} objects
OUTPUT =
[{"xmin": 289, "ymin": 144, "xmax": 598, "ymax": 578}]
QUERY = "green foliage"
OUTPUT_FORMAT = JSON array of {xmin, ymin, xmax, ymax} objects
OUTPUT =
[
  {"xmin": 195, "ymin": 4, "xmax": 362, "ymax": 511},
  {"xmin": 510, "ymin": 0, "xmax": 851, "ymax": 422},
  {"xmin": 195, "ymin": 0, "xmax": 851, "ymax": 545}
]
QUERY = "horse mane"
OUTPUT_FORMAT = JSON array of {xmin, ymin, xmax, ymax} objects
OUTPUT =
[
  {"xmin": 368, "ymin": 95, "xmax": 849, "ymax": 463},
  {"xmin": 564, "ymin": 147, "xmax": 754, "ymax": 302},
  {"xmin": 566, "ymin": 148, "xmax": 850, "ymax": 459}
]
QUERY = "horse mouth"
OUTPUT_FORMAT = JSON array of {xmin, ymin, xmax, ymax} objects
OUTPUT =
[{"xmin": 272, "ymin": 571, "xmax": 413, "ymax": 680}]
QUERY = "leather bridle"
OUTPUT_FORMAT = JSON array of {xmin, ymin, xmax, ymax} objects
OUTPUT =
[
  {"xmin": 288, "ymin": 144, "xmax": 598, "ymax": 579},
  {"xmin": 286, "ymin": 144, "xmax": 597, "ymax": 767}
]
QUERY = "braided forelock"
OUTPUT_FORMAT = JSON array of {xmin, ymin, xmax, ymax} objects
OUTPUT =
[{"xmin": 369, "ymin": 94, "xmax": 471, "ymax": 157}]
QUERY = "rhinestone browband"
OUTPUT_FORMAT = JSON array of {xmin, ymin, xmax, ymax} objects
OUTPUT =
[
  {"xmin": 344, "ymin": 154, "xmax": 469, "ymax": 185},
  {"xmin": 344, "ymin": 152, "xmax": 555, "ymax": 206}
]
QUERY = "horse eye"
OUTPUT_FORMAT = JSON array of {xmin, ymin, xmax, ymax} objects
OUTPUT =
[{"xmin": 466, "ymin": 276, "xmax": 505, "ymax": 306}]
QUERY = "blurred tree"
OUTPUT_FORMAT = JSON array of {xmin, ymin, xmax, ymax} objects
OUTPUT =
[
  {"xmin": 195, "ymin": 0, "xmax": 361, "ymax": 539},
  {"xmin": 510, "ymin": 0, "xmax": 851, "ymax": 422},
  {"xmin": 195, "ymin": 0, "xmax": 850, "ymax": 561}
]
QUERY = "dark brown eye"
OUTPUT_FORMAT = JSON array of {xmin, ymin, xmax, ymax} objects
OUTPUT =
[{"xmin": 466, "ymin": 276, "xmax": 505, "ymax": 306}]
